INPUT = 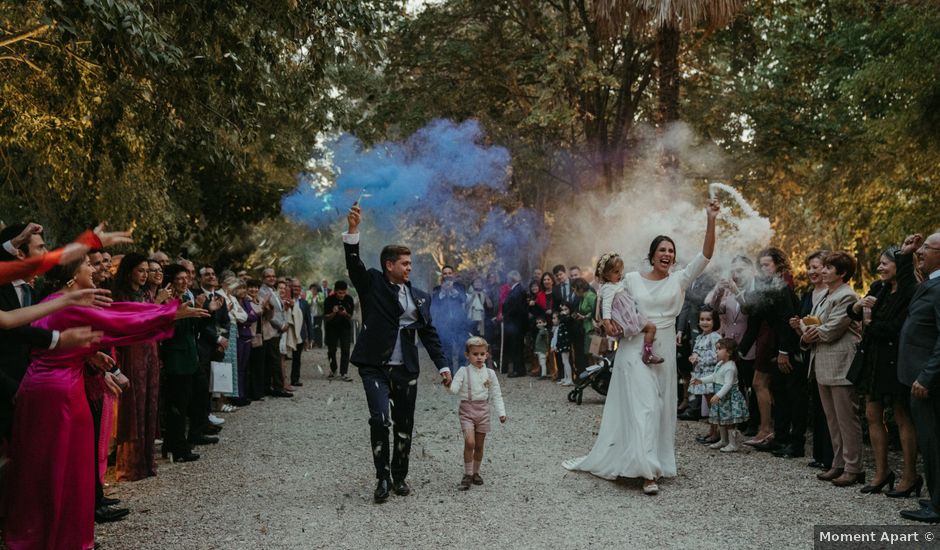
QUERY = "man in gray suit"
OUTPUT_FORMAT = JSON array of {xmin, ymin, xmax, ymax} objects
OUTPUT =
[
  {"xmin": 898, "ymin": 232, "xmax": 940, "ymax": 523},
  {"xmin": 260, "ymin": 269, "xmax": 292, "ymax": 398}
]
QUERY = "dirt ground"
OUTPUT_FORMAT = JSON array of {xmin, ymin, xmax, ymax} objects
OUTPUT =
[{"xmin": 97, "ymin": 349, "xmax": 923, "ymax": 549}]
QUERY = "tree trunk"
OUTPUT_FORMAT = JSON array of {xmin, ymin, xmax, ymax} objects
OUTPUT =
[
  {"xmin": 656, "ymin": 26, "xmax": 681, "ymax": 125},
  {"xmin": 656, "ymin": 25, "xmax": 681, "ymax": 173}
]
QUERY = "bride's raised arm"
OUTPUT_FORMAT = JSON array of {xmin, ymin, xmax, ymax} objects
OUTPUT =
[{"xmin": 702, "ymin": 199, "xmax": 720, "ymax": 260}]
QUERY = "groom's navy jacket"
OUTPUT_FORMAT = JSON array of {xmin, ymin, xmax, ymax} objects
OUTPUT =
[{"xmin": 345, "ymin": 240, "xmax": 447, "ymax": 374}]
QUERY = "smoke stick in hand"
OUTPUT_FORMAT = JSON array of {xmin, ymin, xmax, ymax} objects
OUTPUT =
[{"xmin": 347, "ymin": 204, "xmax": 362, "ymax": 234}]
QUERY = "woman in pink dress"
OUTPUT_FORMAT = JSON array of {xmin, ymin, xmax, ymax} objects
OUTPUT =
[{"xmin": 3, "ymin": 256, "xmax": 206, "ymax": 550}]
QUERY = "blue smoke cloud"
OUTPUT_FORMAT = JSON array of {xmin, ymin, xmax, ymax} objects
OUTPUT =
[
  {"xmin": 282, "ymin": 118, "xmax": 546, "ymax": 270},
  {"xmin": 282, "ymin": 119, "xmax": 510, "ymax": 226}
]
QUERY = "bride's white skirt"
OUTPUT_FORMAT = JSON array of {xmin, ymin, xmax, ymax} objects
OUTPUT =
[{"xmin": 563, "ymin": 328, "xmax": 678, "ymax": 480}]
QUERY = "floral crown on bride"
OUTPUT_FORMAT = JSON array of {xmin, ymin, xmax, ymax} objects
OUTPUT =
[{"xmin": 595, "ymin": 251, "xmax": 622, "ymax": 278}]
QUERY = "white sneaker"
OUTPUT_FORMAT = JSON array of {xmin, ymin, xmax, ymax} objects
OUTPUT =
[
  {"xmin": 708, "ymin": 439, "xmax": 728, "ymax": 450},
  {"xmin": 560, "ymin": 379, "xmax": 574, "ymax": 386},
  {"xmin": 208, "ymin": 414, "xmax": 225, "ymax": 426}
]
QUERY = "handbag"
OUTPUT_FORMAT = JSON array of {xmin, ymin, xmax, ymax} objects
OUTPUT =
[
  {"xmin": 210, "ymin": 361, "xmax": 235, "ymax": 394},
  {"xmin": 588, "ymin": 289, "xmax": 609, "ymax": 355},
  {"xmin": 846, "ymin": 342, "xmax": 865, "ymax": 386},
  {"xmin": 588, "ymin": 333, "xmax": 609, "ymax": 355}
]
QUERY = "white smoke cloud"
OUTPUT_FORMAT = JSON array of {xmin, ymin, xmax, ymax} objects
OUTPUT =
[{"xmin": 550, "ymin": 122, "xmax": 774, "ymax": 278}]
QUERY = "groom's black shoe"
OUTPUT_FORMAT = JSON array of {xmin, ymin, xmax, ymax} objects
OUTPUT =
[
  {"xmin": 393, "ymin": 479, "xmax": 411, "ymax": 496},
  {"xmin": 374, "ymin": 479, "xmax": 391, "ymax": 503}
]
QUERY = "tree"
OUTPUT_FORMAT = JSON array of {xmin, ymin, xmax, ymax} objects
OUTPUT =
[
  {"xmin": 681, "ymin": 0, "xmax": 940, "ymax": 283},
  {"xmin": 0, "ymin": 1, "xmax": 396, "ymax": 264},
  {"xmin": 593, "ymin": 0, "xmax": 743, "ymax": 125},
  {"xmin": 345, "ymin": 0, "xmax": 659, "ymax": 193}
]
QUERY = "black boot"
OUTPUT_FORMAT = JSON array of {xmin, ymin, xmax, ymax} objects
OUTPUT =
[
  {"xmin": 374, "ymin": 479, "xmax": 391, "ymax": 503},
  {"xmin": 393, "ymin": 479, "xmax": 411, "ymax": 496},
  {"xmin": 95, "ymin": 505, "xmax": 130, "ymax": 523}
]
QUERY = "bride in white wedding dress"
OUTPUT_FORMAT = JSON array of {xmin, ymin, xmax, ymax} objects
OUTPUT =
[{"xmin": 564, "ymin": 199, "xmax": 720, "ymax": 495}]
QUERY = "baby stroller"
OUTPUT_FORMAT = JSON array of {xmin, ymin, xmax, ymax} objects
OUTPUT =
[{"xmin": 567, "ymin": 350, "xmax": 614, "ymax": 405}]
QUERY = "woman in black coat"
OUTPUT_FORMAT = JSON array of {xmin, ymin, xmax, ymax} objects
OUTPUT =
[{"xmin": 850, "ymin": 236, "xmax": 923, "ymax": 497}]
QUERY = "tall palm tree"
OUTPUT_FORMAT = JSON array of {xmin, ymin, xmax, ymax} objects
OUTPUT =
[{"xmin": 594, "ymin": 0, "xmax": 744, "ymax": 125}]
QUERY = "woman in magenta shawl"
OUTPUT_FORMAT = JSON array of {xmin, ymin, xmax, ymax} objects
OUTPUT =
[{"xmin": 3, "ymin": 256, "xmax": 206, "ymax": 550}]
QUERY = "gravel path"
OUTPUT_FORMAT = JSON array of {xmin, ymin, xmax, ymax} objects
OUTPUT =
[{"xmin": 97, "ymin": 349, "xmax": 922, "ymax": 549}]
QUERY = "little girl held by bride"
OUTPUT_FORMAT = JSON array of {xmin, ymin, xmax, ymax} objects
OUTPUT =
[{"xmin": 595, "ymin": 252, "xmax": 663, "ymax": 364}]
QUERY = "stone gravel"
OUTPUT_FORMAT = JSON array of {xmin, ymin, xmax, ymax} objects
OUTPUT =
[{"xmin": 96, "ymin": 349, "xmax": 923, "ymax": 549}]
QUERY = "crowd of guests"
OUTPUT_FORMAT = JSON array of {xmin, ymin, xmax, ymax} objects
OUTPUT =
[
  {"xmin": 429, "ymin": 263, "xmax": 594, "ymax": 387},
  {"xmin": 1, "ymin": 217, "xmax": 937, "ymax": 550},
  {"xmin": 669, "ymin": 234, "xmax": 939, "ymax": 524},
  {"xmin": 430, "ymin": 231, "xmax": 939, "ymax": 523},
  {"xmin": 0, "ymin": 221, "xmax": 359, "ymax": 549}
]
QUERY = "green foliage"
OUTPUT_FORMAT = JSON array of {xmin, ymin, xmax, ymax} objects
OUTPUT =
[
  {"xmin": 682, "ymin": 0, "xmax": 940, "ymax": 284},
  {"xmin": 3, "ymin": 0, "xmax": 937, "ymax": 285},
  {"xmin": 0, "ymin": 0, "xmax": 397, "ymax": 262},
  {"xmin": 344, "ymin": 0, "xmax": 658, "ymax": 196}
]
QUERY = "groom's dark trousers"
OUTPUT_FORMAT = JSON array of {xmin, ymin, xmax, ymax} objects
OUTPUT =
[
  {"xmin": 360, "ymin": 364, "xmax": 420, "ymax": 481},
  {"xmin": 344, "ymin": 236, "xmax": 448, "ymax": 483}
]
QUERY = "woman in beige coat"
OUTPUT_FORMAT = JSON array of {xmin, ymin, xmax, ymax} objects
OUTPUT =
[{"xmin": 800, "ymin": 251, "xmax": 863, "ymax": 487}]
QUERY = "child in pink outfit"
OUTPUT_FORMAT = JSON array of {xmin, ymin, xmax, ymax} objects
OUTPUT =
[{"xmin": 449, "ymin": 336, "xmax": 507, "ymax": 490}]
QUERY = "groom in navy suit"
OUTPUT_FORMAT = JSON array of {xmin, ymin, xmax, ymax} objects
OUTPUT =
[{"xmin": 343, "ymin": 204, "xmax": 451, "ymax": 503}]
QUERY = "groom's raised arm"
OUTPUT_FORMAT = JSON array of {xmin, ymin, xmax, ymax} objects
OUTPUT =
[{"xmin": 343, "ymin": 205, "xmax": 371, "ymax": 296}]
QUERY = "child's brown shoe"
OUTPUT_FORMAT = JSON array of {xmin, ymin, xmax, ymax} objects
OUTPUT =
[
  {"xmin": 459, "ymin": 475, "xmax": 472, "ymax": 490},
  {"xmin": 472, "ymin": 473, "xmax": 484, "ymax": 485}
]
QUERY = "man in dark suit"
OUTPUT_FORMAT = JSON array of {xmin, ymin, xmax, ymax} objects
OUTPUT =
[
  {"xmin": 343, "ymin": 204, "xmax": 451, "ymax": 503},
  {"xmin": 0, "ymin": 223, "xmax": 101, "ymax": 440},
  {"xmin": 324, "ymin": 280, "xmax": 355, "ymax": 381},
  {"xmin": 502, "ymin": 270, "xmax": 528, "ymax": 377},
  {"xmin": 897, "ymin": 232, "xmax": 940, "ymax": 523},
  {"xmin": 159, "ymin": 263, "xmax": 203, "ymax": 462},
  {"xmin": 189, "ymin": 265, "xmax": 230, "ymax": 444},
  {"xmin": 551, "ymin": 264, "xmax": 574, "ymax": 311},
  {"xmin": 552, "ymin": 264, "xmax": 581, "ymax": 378}
]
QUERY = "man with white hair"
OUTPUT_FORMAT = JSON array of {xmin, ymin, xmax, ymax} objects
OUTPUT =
[
  {"xmin": 150, "ymin": 251, "xmax": 170, "ymax": 268},
  {"xmin": 897, "ymin": 232, "xmax": 940, "ymax": 523}
]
